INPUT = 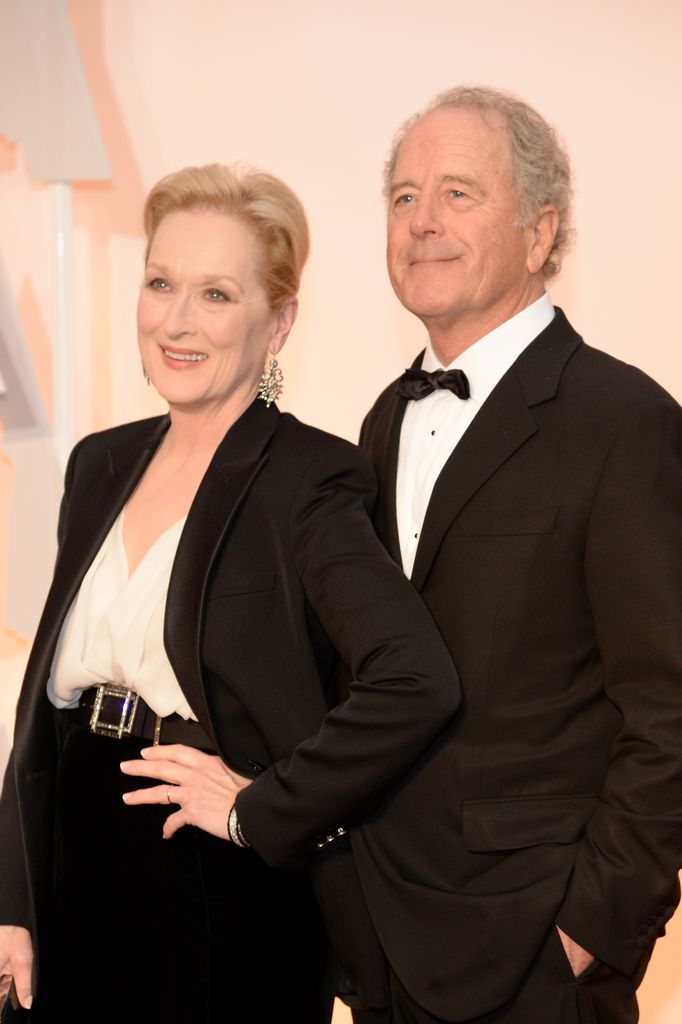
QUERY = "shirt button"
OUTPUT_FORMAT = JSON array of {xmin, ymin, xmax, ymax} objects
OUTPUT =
[
  {"xmin": 431, "ymin": 430, "xmax": 436, "ymax": 436},
  {"xmin": 414, "ymin": 533, "xmax": 419, "ymax": 539}
]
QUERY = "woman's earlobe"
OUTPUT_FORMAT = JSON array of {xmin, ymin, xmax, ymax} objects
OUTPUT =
[{"xmin": 269, "ymin": 297, "xmax": 299, "ymax": 355}]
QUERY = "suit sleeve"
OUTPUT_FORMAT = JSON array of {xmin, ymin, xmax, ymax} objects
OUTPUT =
[
  {"xmin": 556, "ymin": 395, "xmax": 682, "ymax": 973},
  {"xmin": 236, "ymin": 442, "xmax": 461, "ymax": 869},
  {"xmin": 0, "ymin": 751, "xmax": 30, "ymax": 927}
]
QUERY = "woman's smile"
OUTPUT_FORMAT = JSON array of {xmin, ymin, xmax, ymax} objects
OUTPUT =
[{"xmin": 161, "ymin": 345, "xmax": 208, "ymax": 365}]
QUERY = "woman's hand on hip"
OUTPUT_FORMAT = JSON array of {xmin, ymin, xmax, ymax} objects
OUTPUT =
[
  {"xmin": 0, "ymin": 925, "xmax": 33, "ymax": 1009},
  {"xmin": 120, "ymin": 744, "xmax": 252, "ymax": 840}
]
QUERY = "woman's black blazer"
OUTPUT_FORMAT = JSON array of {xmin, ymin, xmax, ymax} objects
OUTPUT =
[{"xmin": 0, "ymin": 399, "xmax": 459, "ymax": 997}]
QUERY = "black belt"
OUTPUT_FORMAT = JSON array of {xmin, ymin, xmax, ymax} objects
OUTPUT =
[{"xmin": 77, "ymin": 683, "xmax": 214, "ymax": 749}]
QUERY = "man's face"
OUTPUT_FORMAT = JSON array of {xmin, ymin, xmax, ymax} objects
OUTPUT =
[{"xmin": 387, "ymin": 106, "xmax": 543, "ymax": 343}]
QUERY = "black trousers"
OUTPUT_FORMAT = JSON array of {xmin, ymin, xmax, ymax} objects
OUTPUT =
[
  {"xmin": 33, "ymin": 723, "xmax": 334, "ymax": 1024},
  {"xmin": 352, "ymin": 924, "xmax": 650, "ymax": 1024}
]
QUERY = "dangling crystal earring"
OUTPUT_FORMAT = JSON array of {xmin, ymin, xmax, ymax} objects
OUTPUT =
[
  {"xmin": 257, "ymin": 357, "xmax": 283, "ymax": 407},
  {"xmin": 141, "ymin": 361, "xmax": 150, "ymax": 386}
]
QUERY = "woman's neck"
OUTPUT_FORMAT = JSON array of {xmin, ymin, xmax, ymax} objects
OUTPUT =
[
  {"xmin": 122, "ymin": 390, "xmax": 260, "ymax": 574},
  {"xmin": 164, "ymin": 390, "xmax": 256, "ymax": 460}
]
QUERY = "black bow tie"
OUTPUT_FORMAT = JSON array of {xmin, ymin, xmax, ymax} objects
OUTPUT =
[{"xmin": 397, "ymin": 367, "xmax": 471, "ymax": 401}]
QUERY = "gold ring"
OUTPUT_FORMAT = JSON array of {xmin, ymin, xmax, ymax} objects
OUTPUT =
[{"xmin": 166, "ymin": 787, "xmax": 172, "ymax": 805}]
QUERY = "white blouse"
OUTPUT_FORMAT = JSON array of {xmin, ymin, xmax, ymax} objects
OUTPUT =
[{"xmin": 47, "ymin": 510, "xmax": 197, "ymax": 721}]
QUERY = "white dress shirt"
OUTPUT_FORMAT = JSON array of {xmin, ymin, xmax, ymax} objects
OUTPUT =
[
  {"xmin": 47, "ymin": 510, "xmax": 197, "ymax": 720},
  {"xmin": 396, "ymin": 293, "xmax": 555, "ymax": 578}
]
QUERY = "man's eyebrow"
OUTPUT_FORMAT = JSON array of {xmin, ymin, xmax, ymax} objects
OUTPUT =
[
  {"xmin": 389, "ymin": 179, "xmax": 418, "ymax": 197},
  {"xmin": 389, "ymin": 173, "xmax": 480, "ymax": 197},
  {"xmin": 441, "ymin": 174, "xmax": 479, "ymax": 190}
]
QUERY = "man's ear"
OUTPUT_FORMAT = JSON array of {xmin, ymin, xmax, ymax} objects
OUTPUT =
[
  {"xmin": 526, "ymin": 205, "xmax": 559, "ymax": 275},
  {"xmin": 269, "ymin": 297, "xmax": 298, "ymax": 356}
]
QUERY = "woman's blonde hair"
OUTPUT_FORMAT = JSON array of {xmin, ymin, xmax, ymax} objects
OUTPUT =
[{"xmin": 143, "ymin": 163, "xmax": 310, "ymax": 309}]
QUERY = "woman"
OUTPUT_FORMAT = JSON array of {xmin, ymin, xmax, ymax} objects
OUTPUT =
[{"xmin": 0, "ymin": 164, "xmax": 459, "ymax": 1023}]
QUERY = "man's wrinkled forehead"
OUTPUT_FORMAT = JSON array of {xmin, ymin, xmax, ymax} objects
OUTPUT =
[{"xmin": 390, "ymin": 105, "xmax": 513, "ymax": 187}]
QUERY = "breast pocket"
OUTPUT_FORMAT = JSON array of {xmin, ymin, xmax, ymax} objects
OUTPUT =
[
  {"xmin": 207, "ymin": 570, "xmax": 276, "ymax": 599},
  {"xmin": 455, "ymin": 506, "xmax": 558, "ymax": 537}
]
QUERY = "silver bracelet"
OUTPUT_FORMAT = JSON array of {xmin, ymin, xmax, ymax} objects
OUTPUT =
[{"xmin": 227, "ymin": 804, "xmax": 250, "ymax": 847}]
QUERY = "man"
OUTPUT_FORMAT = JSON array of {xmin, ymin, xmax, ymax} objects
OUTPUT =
[{"xmin": 351, "ymin": 86, "xmax": 682, "ymax": 1023}]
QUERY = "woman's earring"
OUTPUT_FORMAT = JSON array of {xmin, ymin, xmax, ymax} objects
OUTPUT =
[
  {"xmin": 141, "ymin": 361, "xmax": 150, "ymax": 386},
  {"xmin": 257, "ymin": 357, "xmax": 283, "ymax": 407}
]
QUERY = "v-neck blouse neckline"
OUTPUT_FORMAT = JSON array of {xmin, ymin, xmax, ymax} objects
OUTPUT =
[{"xmin": 47, "ymin": 510, "xmax": 196, "ymax": 721}]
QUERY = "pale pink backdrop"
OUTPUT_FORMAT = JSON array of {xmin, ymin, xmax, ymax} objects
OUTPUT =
[{"xmin": 0, "ymin": 2, "xmax": 680, "ymax": 1020}]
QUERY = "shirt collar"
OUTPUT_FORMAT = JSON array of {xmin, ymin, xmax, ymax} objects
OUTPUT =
[{"xmin": 421, "ymin": 293, "xmax": 555, "ymax": 404}]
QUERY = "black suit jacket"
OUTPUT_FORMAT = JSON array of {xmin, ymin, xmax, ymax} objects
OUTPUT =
[
  {"xmin": 0, "ymin": 399, "xmax": 460, "ymax": 1003},
  {"xmin": 355, "ymin": 309, "xmax": 682, "ymax": 1020}
]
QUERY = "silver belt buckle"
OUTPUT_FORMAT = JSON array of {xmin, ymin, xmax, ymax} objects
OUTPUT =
[{"xmin": 89, "ymin": 684, "xmax": 140, "ymax": 739}]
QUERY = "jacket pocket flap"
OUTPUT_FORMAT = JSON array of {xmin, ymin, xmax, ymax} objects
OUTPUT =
[
  {"xmin": 456, "ymin": 506, "xmax": 558, "ymax": 536},
  {"xmin": 462, "ymin": 794, "xmax": 596, "ymax": 852},
  {"xmin": 208, "ymin": 571, "xmax": 275, "ymax": 598}
]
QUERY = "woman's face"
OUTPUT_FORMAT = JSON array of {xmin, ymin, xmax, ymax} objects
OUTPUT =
[{"xmin": 138, "ymin": 208, "xmax": 295, "ymax": 414}]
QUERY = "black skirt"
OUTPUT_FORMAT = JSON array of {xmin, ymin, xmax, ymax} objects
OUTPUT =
[{"xmin": 32, "ymin": 722, "xmax": 334, "ymax": 1024}]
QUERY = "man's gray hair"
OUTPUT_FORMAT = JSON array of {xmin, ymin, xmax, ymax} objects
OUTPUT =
[{"xmin": 384, "ymin": 85, "xmax": 573, "ymax": 279}]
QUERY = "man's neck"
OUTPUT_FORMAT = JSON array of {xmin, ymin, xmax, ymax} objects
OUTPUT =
[{"xmin": 426, "ymin": 286, "xmax": 545, "ymax": 366}]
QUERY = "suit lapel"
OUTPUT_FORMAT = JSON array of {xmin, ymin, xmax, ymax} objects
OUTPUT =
[
  {"xmin": 369, "ymin": 349, "xmax": 437, "ymax": 566},
  {"xmin": 51, "ymin": 419, "xmax": 170, "ymax": 616},
  {"xmin": 164, "ymin": 400, "xmax": 279, "ymax": 737},
  {"xmin": 17, "ymin": 403, "xmax": 277, "ymax": 759},
  {"xmin": 378, "ymin": 392, "xmax": 408, "ymax": 566},
  {"xmin": 15, "ymin": 416, "xmax": 169, "ymax": 761},
  {"xmin": 410, "ymin": 309, "xmax": 582, "ymax": 592},
  {"xmin": 410, "ymin": 371, "xmax": 537, "ymax": 590}
]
